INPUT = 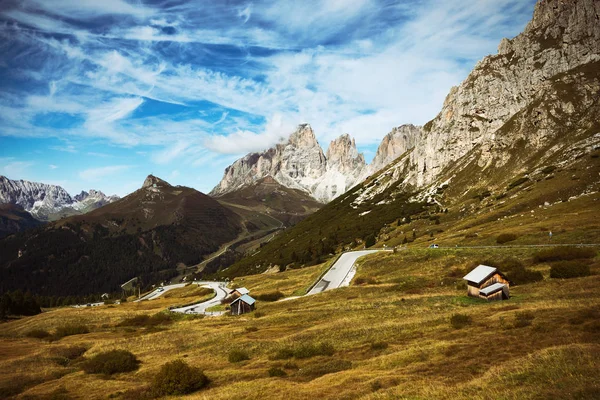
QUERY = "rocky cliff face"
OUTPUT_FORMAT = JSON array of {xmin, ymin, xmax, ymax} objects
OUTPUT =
[
  {"xmin": 352, "ymin": 0, "xmax": 600, "ymax": 207},
  {"xmin": 0, "ymin": 176, "xmax": 119, "ymax": 220},
  {"xmin": 404, "ymin": 0, "xmax": 600, "ymax": 189},
  {"xmin": 370, "ymin": 124, "xmax": 421, "ymax": 173},
  {"xmin": 211, "ymin": 124, "xmax": 335, "ymax": 202}
]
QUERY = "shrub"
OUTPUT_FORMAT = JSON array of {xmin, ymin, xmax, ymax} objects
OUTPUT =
[
  {"xmin": 228, "ymin": 349, "xmax": 250, "ymax": 363},
  {"xmin": 25, "ymin": 329, "xmax": 51, "ymax": 339},
  {"xmin": 496, "ymin": 233, "xmax": 518, "ymax": 244},
  {"xmin": 272, "ymin": 342, "xmax": 335, "ymax": 360},
  {"xmin": 364, "ymin": 234, "xmax": 376, "ymax": 247},
  {"xmin": 353, "ymin": 276, "xmax": 378, "ymax": 285},
  {"xmin": 297, "ymin": 359, "xmax": 352, "ymax": 379},
  {"xmin": 254, "ymin": 291, "xmax": 285, "ymax": 302},
  {"xmin": 450, "ymin": 314, "xmax": 472, "ymax": 329},
  {"xmin": 54, "ymin": 345, "xmax": 88, "ymax": 360},
  {"xmin": 507, "ymin": 177, "xmax": 528, "ymax": 189},
  {"xmin": 550, "ymin": 261, "xmax": 591, "ymax": 279},
  {"xmin": 118, "ymin": 313, "xmax": 173, "ymax": 328},
  {"xmin": 370, "ymin": 342, "xmax": 388, "ymax": 351},
  {"xmin": 245, "ymin": 326, "xmax": 259, "ymax": 333},
  {"xmin": 81, "ymin": 350, "xmax": 140, "ymax": 375},
  {"xmin": 54, "ymin": 324, "xmax": 89, "ymax": 339},
  {"xmin": 151, "ymin": 360, "xmax": 208, "ymax": 396},
  {"xmin": 513, "ymin": 311, "xmax": 535, "ymax": 328},
  {"xmin": 534, "ymin": 247, "xmax": 596, "ymax": 263},
  {"xmin": 268, "ymin": 367, "xmax": 287, "ymax": 377}
]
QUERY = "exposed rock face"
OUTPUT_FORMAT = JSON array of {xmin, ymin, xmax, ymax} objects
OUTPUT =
[
  {"xmin": 211, "ymin": 125, "xmax": 373, "ymax": 202},
  {"xmin": 211, "ymin": 124, "xmax": 332, "ymax": 201},
  {"xmin": 0, "ymin": 176, "xmax": 119, "ymax": 220},
  {"xmin": 142, "ymin": 175, "xmax": 171, "ymax": 189},
  {"xmin": 404, "ymin": 0, "xmax": 600, "ymax": 188},
  {"xmin": 351, "ymin": 0, "xmax": 600, "ymax": 206},
  {"xmin": 370, "ymin": 124, "xmax": 421, "ymax": 173}
]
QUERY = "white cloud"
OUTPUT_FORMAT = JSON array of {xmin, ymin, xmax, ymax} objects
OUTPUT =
[
  {"xmin": 26, "ymin": 0, "xmax": 153, "ymax": 19},
  {"xmin": 79, "ymin": 165, "xmax": 132, "ymax": 181},
  {"xmin": 170, "ymin": 169, "xmax": 180, "ymax": 178},
  {"xmin": 49, "ymin": 144, "xmax": 77, "ymax": 153},
  {"xmin": 203, "ymin": 114, "xmax": 293, "ymax": 154},
  {"xmin": 49, "ymin": 164, "xmax": 58, "ymax": 169}
]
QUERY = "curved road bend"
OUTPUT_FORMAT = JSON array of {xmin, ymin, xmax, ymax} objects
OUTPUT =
[
  {"xmin": 170, "ymin": 281, "xmax": 229, "ymax": 315},
  {"xmin": 307, "ymin": 250, "xmax": 385, "ymax": 296},
  {"xmin": 135, "ymin": 283, "xmax": 187, "ymax": 302}
]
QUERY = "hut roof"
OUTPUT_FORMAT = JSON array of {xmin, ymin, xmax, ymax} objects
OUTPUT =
[
  {"xmin": 463, "ymin": 265, "xmax": 497, "ymax": 284},
  {"xmin": 479, "ymin": 283, "xmax": 507, "ymax": 296},
  {"xmin": 230, "ymin": 287, "xmax": 250, "ymax": 295},
  {"xmin": 231, "ymin": 294, "xmax": 255, "ymax": 306}
]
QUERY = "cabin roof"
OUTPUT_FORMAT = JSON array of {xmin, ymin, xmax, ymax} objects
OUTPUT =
[
  {"xmin": 463, "ymin": 265, "xmax": 497, "ymax": 284},
  {"xmin": 230, "ymin": 287, "xmax": 249, "ymax": 295},
  {"xmin": 479, "ymin": 283, "xmax": 507, "ymax": 296},
  {"xmin": 231, "ymin": 294, "xmax": 255, "ymax": 306}
]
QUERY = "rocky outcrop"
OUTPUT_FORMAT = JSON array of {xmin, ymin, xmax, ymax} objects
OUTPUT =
[
  {"xmin": 211, "ymin": 125, "xmax": 373, "ymax": 202},
  {"xmin": 0, "ymin": 176, "xmax": 119, "ymax": 220},
  {"xmin": 211, "ymin": 124, "xmax": 330, "ymax": 200},
  {"xmin": 405, "ymin": 0, "xmax": 600, "ymax": 188},
  {"xmin": 370, "ymin": 124, "xmax": 421, "ymax": 173}
]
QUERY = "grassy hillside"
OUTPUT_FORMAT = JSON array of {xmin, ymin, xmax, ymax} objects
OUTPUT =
[{"xmin": 0, "ymin": 246, "xmax": 597, "ymax": 399}]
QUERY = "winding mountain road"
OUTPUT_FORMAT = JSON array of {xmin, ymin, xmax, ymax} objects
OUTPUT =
[
  {"xmin": 307, "ymin": 250, "xmax": 386, "ymax": 295},
  {"xmin": 135, "ymin": 283, "xmax": 187, "ymax": 302},
  {"xmin": 170, "ymin": 281, "xmax": 229, "ymax": 315}
]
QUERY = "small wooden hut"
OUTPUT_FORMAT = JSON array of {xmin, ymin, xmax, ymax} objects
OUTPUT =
[
  {"xmin": 229, "ymin": 287, "xmax": 250, "ymax": 299},
  {"xmin": 230, "ymin": 294, "xmax": 256, "ymax": 315},
  {"xmin": 478, "ymin": 283, "xmax": 510, "ymax": 301},
  {"xmin": 463, "ymin": 265, "xmax": 510, "ymax": 300}
]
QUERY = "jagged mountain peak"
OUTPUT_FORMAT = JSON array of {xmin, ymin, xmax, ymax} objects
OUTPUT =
[
  {"xmin": 0, "ymin": 176, "xmax": 119, "ymax": 221},
  {"xmin": 326, "ymin": 133, "xmax": 366, "ymax": 173},
  {"xmin": 288, "ymin": 123, "xmax": 320, "ymax": 149},
  {"xmin": 370, "ymin": 124, "xmax": 421, "ymax": 173},
  {"xmin": 142, "ymin": 175, "xmax": 172, "ymax": 189}
]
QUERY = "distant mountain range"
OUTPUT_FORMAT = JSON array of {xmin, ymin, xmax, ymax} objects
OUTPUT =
[
  {"xmin": 0, "ymin": 175, "xmax": 243, "ymax": 296},
  {"xmin": 0, "ymin": 176, "xmax": 119, "ymax": 221},
  {"xmin": 210, "ymin": 123, "xmax": 422, "ymax": 203}
]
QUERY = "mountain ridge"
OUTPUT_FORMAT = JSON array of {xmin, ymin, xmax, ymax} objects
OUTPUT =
[{"xmin": 0, "ymin": 175, "xmax": 120, "ymax": 221}]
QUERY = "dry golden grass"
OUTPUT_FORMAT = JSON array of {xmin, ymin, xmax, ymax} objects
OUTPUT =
[{"xmin": 1, "ymin": 245, "xmax": 598, "ymax": 399}]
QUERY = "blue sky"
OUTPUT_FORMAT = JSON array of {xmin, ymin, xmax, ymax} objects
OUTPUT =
[{"xmin": 0, "ymin": 0, "xmax": 537, "ymax": 197}]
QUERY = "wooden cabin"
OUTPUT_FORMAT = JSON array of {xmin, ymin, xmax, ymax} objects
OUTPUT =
[
  {"xmin": 463, "ymin": 265, "xmax": 510, "ymax": 300},
  {"xmin": 230, "ymin": 294, "xmax": 256, "ymax": 315},
  {"xmin": 229, "ymin": 287, "xmax": 250, "ymax": 299},
  {"xmin": 478, "ymin": 283, "xmax": 510, "ymax": 301}
]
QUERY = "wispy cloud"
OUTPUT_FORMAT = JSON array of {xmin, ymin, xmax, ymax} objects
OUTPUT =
[
  {"xmin": 0, "ymin": 0, "xmax": 537, "ymax": 194},
  {"xmin": 49, "ymin": 164, "xmax": 58, "ymax": 169}
]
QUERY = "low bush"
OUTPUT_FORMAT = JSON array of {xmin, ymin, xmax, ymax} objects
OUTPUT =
[
  {"xmin": 550, "ymin": 261, "xmax": 591, "ymax": 279},
  {"xmin": 53, "ymin": 345, "xmax": 88, "ymax": 360},
  {"xmin": 353, "ymin": 276, "xmax": 378, "ymax": 285},
  {"xmin": 151, "ymin": 360, "xmax": 209, "ymax": 396},
  {"xmin": 496, "ymin": 233, "xmax": 518, "ymax": 244},
  {"xmin": 370, "ymin": 342, "xmax": 388, "ymax": 351},
  {"xmin": 272, "ymin": 342, "xmax": 335, "ymax": 360},
  {"xmin": 513, "ymin": 311, "xmax": 535, "ymax": 328},
  {"xmin": 245, "ymin": 326, "xmax": 259, "ymax": 333},
  {"xmin": 54, "ymin": 324, "xmax": 89, "ymax": 339},
  {"xmin": 297, "ymin": 359, "xmax": 352, "ymax": 379},
  {"xmin": 507, "ymin": 177, "xmax": 528, "ymax": 189},
  {"xmin": 268, "ymin": 367, "xmax": 287, "ymax": 377},
  {"xmin": 118, "ymin": 313, "xmax": 173, "ymax": 328},
  {"xmin": 228, "ymin": 349, "xmax": 250, "ymax": 363},
  {"xmin": 25, "ymin": 329, "xmax": 51, "ymax": 339},
  {"xmin": 254, "ymin": 291, "xmax": 285, "ymax": 302},
  {"xmin": 81, "ymin": 350, "xmax": 140, "ymax": 375},
  {"xmin": 534, "ymin": 247, "xmax": 596, "ymax": 263},
  {"xmin": 450, "ymin": 313, "xmax": 472, "ymax": 329}
]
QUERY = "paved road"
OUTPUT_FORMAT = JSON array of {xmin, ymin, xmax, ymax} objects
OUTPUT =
[
  {"xmin": 135, "ymin": 283, "xmax": 187, "ymax": 302},
  {"xmin": 170, "ymin": 281, "xmax": 229, "ymax": 315},
  {"xmin": 307, "ymin": 250, "xmax": 385, "ymax": 295}
]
